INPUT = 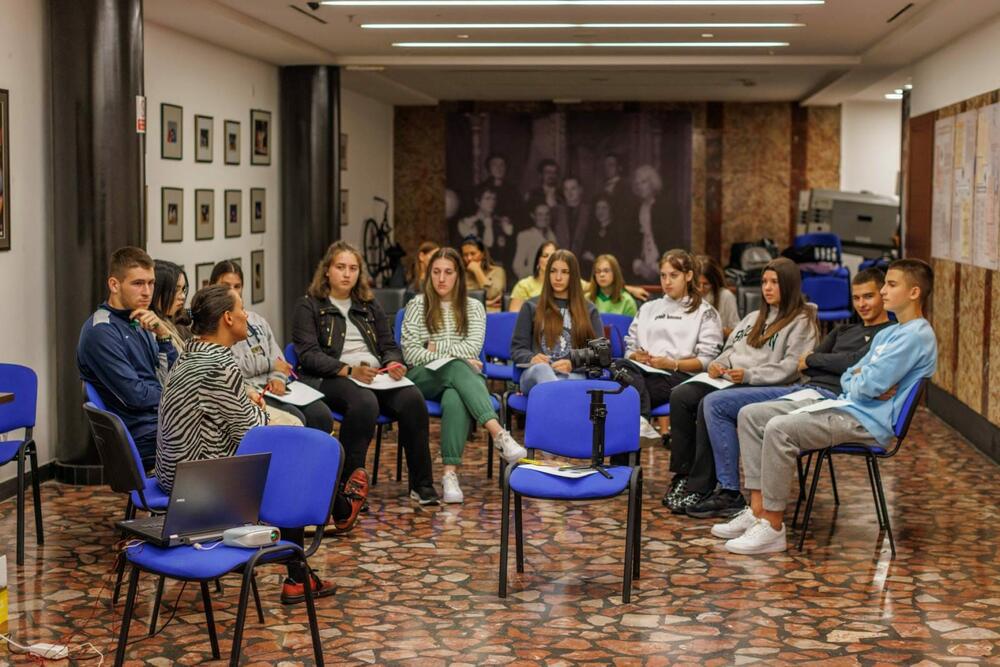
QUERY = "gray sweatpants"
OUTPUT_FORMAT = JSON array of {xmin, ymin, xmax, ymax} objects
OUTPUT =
[{"xmin": 737, "ymin": 399, "xmax": 879, "ymax": 512}]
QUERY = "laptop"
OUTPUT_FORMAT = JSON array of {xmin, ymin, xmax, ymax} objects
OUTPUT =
[{"xmin": 118, "ymin": 453, "xmax": 271, "ymax": 547}]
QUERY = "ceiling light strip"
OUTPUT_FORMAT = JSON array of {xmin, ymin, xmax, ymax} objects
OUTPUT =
[
  {"xmin": 328, "ymin": 1, "xmax": 823, "ymax": 6},
  {"xmin": 364, "ymin": 22, "xmax": 806, "ymax": 28},
  {"xmin": 392, "ymin": 41, "xmax": 790, "ymax": 47}
]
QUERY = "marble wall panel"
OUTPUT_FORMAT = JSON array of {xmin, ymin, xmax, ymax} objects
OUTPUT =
[
  {"xmin": 990, "ymin": 275, "xmax": 1000, "ymax": 426},
  {"xmin": 806, "ymin": 106, "xmax": 841, "ymax": 189},
  {"xmin": 955, "ymin": 264, "xmax": 985, "ymax": 410},
  {"xmin": 393, "ymin": 106, "xmax": 447, "ymax": 256},
  {"xmin": 930, "ymin": 259, "xmax": 956, "ymax": 393}
]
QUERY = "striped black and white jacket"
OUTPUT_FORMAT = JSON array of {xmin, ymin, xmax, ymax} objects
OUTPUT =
[{"xmin": 155, "ymin": 340, "xmax": 268, "ymax": 493}]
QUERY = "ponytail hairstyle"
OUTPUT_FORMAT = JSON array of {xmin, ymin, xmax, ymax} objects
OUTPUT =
[
  {"xmin": 746, "ymin": 257, "xmax": 818, "ymax": 348},
  {"xmin": 587, "ymin": 254, "xmax": 626, "ymax": 304},
  {"xmin": 535, "ymin": 249, "xmax": 596, "ymax": 349},
  {"xmin": 422, "ymin": 247, "xmax": 469, "ymax": 336},
  {"xmin": 190, "ymin": 285, "xmax": 238, "ymax": 336},
  {"xmin": 660, "ymin": 249, "xmax": 702, "ymax": 314}
]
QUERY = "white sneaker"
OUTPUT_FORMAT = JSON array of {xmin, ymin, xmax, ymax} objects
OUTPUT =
[
  {"xmin": 495, "ymin": 429, "xmax": 528, "ymax": 464},
  {"xmin": 711, "ymin": 507, "xmax": 759, "ymax": 539},
  {"xmin": 639, "ymin": 416, "xmax": 660, "ymax": 440},
  {"xmin": 441, "ymin": 471, "xmax": 463, "ymax": 504},
  {"xmin": 724, "ymin": 519, "xmax": 787, "ymax": 555}
]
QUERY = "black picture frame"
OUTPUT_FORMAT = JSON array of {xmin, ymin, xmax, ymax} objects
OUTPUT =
[
  {"xmin": 250, "ymin": 188, "xmax": 266, "ymax": 233},
  {"xmin": 194, "ymin": 189, "xmax": 214, "ymax": 240},
  {"xmin": 161, "ymin": 187, "xmax": 184, "ymax": 243},
  {"xmin": 250, "ymin": 109, "xmax": 271, "ymax": 166},
  {"xmin": 224, "ymin": 119, "xmax": 240, "ymax": 165},
  {"xmin": 0, "ymin": 89, "xmax": 10, "ymax": 251},
  {"xmin": 161, "ymin": 103, "xmax": 183, "ymax": 160},
  {"xmin": 251, "ymin": 249, "xmax": 265, "ymax": 304},
  {"xmin": 194, "ymin": 114, "xmax": 213, "ymax": 163},
  {"xmin": 224, "ymin": 189, "xmax": 242, "ymax": 238},
  {"xmin": 195, "ymin": 262, "xmax": 214, "ymax": 290}
]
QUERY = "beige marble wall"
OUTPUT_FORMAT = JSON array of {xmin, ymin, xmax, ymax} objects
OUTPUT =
[
  {"xmin": 955, "ymin": 264, "xmax": 986, "ymax": 411},
  {"xmin": 930, "ymin": 259, "xmax": 956, "ymax": 394},
  {"xmin": 990, "ymin": 277, "xmax": 1000, "ymax": 425},
  {"xmin": 806, "ymin": 106, "xmax": 841, "ymax": 189},
  {"xmin": 393, "ymin": 107, "xmax": 447, "ymax": 253}
]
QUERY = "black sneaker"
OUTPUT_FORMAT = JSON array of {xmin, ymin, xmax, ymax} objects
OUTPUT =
[
  {"xmin": 685, "ymin": 488, "xmax": 747, "ymax": 519},
  {"xmin": 409, "ymin": 485, "xmax": 440, "ymax": 506},
  {"xmin": 670, "ymin": 490, "xmax": 705, "ymax": 515},
  {"xmin": 661, "ymin": 476, "xmax": 687, "ymax": 508}
]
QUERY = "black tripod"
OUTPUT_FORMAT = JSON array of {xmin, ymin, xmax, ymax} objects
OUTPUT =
[{"xmin": 563, "ymin": 373, "xmax": 630, "ymax": 479}]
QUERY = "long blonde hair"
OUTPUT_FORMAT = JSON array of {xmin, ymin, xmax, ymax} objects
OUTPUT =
[{"xmin": 307, "ymin": 241, "xmax": 373, "ymax": 302}]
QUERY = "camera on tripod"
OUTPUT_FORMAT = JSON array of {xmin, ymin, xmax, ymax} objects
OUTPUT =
[{"xmin": 568, "ymin": 337, "xmax": 613, "ymax": 378}]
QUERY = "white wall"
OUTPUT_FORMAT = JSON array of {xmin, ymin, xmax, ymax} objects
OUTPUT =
[
  {"xmin": 910, "ymin": 13, "xmax": 1000, "ymax": 117},
  {"xmin": 145, "ymin": 24, "xmax": 282, "ymax": 329},
  {"xmin": 0, "ymin": 1, "xmax": 54, "ymax": 483},
  {"xmin": 339, "ymin": 88, "xmax": 394, "ymax": 249},
  {"xmin": 840, "ymin": 100, "xmax": 902, "ymax": 197}
]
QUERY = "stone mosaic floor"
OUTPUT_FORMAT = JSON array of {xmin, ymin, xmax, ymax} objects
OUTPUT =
[{"xmin": 1, "ymin": 406, "xmax": 999, "ymax": 665}]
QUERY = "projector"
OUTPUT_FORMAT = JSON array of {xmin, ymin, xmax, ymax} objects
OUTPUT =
[{"xmin": 223, "ymin": 525, "xmax": 280, "ymax": 548}]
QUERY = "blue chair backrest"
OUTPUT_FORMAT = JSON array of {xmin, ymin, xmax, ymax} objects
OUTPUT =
[
  {"xmin": 484, "ymin": 312, "xmax": 518, "ymax": 361},
  {"xmin": 284, "ymin": 343, "xmax": 298, "ymax": 368},
  {"xmin": 794, "ymin": 232, "xmax": 842, "ymax": 265},
  {"xmin": 237, "ymin": 425, "xmax": 344, "ymax": 528},
  {"xmin": 524, "ymin": 380, "xmax": 639, "ymax": 458},
  {"xmin": 0, "ymin": 363, "xmax": 38, "ymax": 433},
  {"xmin": 600, "ymin": 313, "xmax": 633, "ymax": 358},
  {"xmin": 894, "ymin": 378, "xmax": 928, "ymax": 439},
  {"xmin": 83, "ymin": 380, "xmax": 108, "ymax": 411},
  {"xmin": 394, "ymin": 308, "xmax": 405, "ymax": 345},
  {"xmin": 82, "ymin": 402, "xmax": 148, "ymax": 494},
  {"xmin": 801, "ymin": 275, "xmax": 850, "ymax": 311}
]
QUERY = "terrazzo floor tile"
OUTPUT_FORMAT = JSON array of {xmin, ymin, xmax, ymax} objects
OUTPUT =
[{"xmin": 1, "ymin": 407, "xmax": 999, "ymax": 665}]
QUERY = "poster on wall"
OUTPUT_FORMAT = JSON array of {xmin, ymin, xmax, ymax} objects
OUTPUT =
[
  {"xmin": 195, "ymin": 189, "xmax": 215, "ymax": 241},
  {"xmin": 161, "ymin": 103, "xmax": 183, "ymax": 160},
  {"xmin": 932, "ymin": 116, "xmax": 955, "ymax": 260},
  {"xmin": 250, "ymin": 109, "xmax": 271, "ymax": 166},
  {"xmin": 224, "ymin": 120, "xmax": 240, "ymax": 165},
  {"xmin": 251, "ymin": 249, "xmax": 265, "ymax": 304},
  {"xmin": 0, "ymin": 89, "xmax": 10, "ymax": 251},
  {"xmin": 225, "ymin": 189, "xmax": 242, "ymax": 238},
  {"xmin": 195, "ymin": 262, "xmax": 214, "ymax": 290},
  {"xmin": 973, "ymin": 104, "xmax": 1000, "ymax": 271},
  {"xmin": 446, "ymin": 109, "xmax": 692, "ymax": 283},
  {"xmin": 250, "ymin": 188, "xmax": 266, "ymax": 233},
  {"xmin": 161, "ymin": 187, "xmax": 183, "ymax": 243},
  {"xmin": 951, "ymin": 110, "xmax": 976, "ymax": 265},
  {"xmin": 194, "ymin": 115, "xmax": 213, "ymax": 163}
]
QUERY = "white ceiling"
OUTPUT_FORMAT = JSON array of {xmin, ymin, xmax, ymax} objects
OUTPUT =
[{"xmin": 144, "ymin": 0, "xmax": 1000, "ymax": 105}]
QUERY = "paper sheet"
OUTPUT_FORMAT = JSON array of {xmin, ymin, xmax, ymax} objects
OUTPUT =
[
  {"xmin": 517, "ymin": 463, "xmax": 599, "ymax": 479},
  {"xmin": 629, "ymin": 360, "xmax": 671, "ymax": 375},
  {"xmin": 424, "ymin": 357, "xmax": 458, "ymax": 371},
  {"xmin": 789, "ymin": 399, "xmax": 852, "ymax": 415},
  {"xmin": 350, "ymin": 374, "xmax": 415, "ymax": 391},
  {"xmin": 932, "ymin": 116, "xmax": 955, "ymax": 260},
  {"xmin": 263, "ymin": 381, "xmax": 326, "ymax": 407},
  {"xmin": 952, "ymin": 110, "xmax": 978, "ymax": 264},
  {"xmin": 681, "ymin": 372, "xmax": 734, "ymax": 390},
  {"xmin": 779, "ymin": 388, "xmax": 826, "ymax": 402}
]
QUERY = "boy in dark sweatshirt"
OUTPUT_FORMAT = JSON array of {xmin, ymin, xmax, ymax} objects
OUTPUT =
[{"xmin": 78, "ymin": 247, "xmax": 177, "ymax": 468}]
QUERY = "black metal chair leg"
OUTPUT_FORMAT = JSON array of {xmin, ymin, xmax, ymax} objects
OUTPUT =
[
  {"xmin": 300, "ymin": 556, "xmax": 325, "ymax": 666},
  {"xmin": 871, "ymin": 459, "xmax": 896, "ymax": 557},
  {"xmin": 371, "ymin": 423, "xmax": 382, "ymax": 486},
  {"xmin": 633, "ymin": 473, "xmax": 642, "ymax": 580},
  {"xmin": 498, "ymin": 477, "xmax": 511, "ymax": 597},
  {"xmin": 797, "ymin": 450, "xmax": 826, "ymax": 551},
  {"xmin": 622, "ymin": 472, "xmax": 639, "ymax": 604},
  {"xmin": 15, "ymin": 449, "xmax": 25, "ymax": 565},
  {"xmin": 148, "ymin": 576, "xmax": 165, "ymax": 635},
  {"xmin": 114, "ymin": 565, "xmax": 141, "ymax": 667},
  {"xmin": 393, "ymin": 425, "xmax": 404, "ymax": 483},
  {"xmin": 215, "ymin": 578, "xmax": 223, "ymax": 593},
  {"xmin": 229, "ymin": 570, "xmax": 255, "ymax": 667},
  {"xmin": 28, "ymin": 445, "xmax": 43, "ymax": 545},
  {"xmin": 865, "ymin": 456, "xmax": 885, "ymax": 530},
  {"xmin": 200, "ymin": 581, "xmax": 221, "ymax": 660},
  {"xmin": 112, "ymin": 553, "xmax": 127, "ymax": 605},
  {"xmin": 250, "ymin": 572, "xmax": 265, "ymax": 624},
  {"xmin": 487, "ymin": 434, "xmax": 494, "ymax": 480},
  {"xmin": 514, "ymin": 494, "xmax": 524, "ymax": 573},
  {"xmin": 827, "ymin": 454, "xmax": 840, "ymax": 506},
  {"xmin": 792, "ymin": 453, "xmax": 810, "ymax": 529}
]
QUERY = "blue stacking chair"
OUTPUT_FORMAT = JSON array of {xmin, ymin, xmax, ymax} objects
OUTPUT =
[
  {"xmin": 801, "ymin": 274, "xmax": 852, "ymax": 323},
  {"xmin": 483, "ymin": 312, "xmax": 518, "ymax": 382},
  {"xmin": 600, "ymin": 313, "xmax": 633, "ymax": 359},
  {"xmin": 393, "ymin": 309, "xmax": 504, "ymax": 480},
  {"xmin": 794, "ymin": 232, "xmax": 843, "ymax": 265},
  {"xmin": 283, "ymin": 343, "xmax": 395, "ymax": 485},
  {"xmin": 114, "ymin": 426, "xmax": 343, "ymax": 666},
  {"xmin": 0, "ymin": 363, "xmax": 43, "ymax": 566},
  {"xmin": 796, "ymin": 378, "xmax": 928, "ymax": 556},
  {"xmin": 498, "ymin": 380, "xmax": 643, "ymax": 602}
]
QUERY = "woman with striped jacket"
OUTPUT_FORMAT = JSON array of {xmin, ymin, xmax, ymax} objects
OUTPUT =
[{"xmin": 401, "ymin": 247, "xmax": 526, "ymax": 504}]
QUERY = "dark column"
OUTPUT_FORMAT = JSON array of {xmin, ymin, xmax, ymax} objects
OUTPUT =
[
  {"xmin": 50, "ymin": 0, "xmax": 145, "ymax": 482},
  {"xmin": 279, "ymin": 66, "xmax": 341, "ymax": 342},
  {"xmin": 704, "ymin": 102, "xmax": 724, "ymax": 261}
]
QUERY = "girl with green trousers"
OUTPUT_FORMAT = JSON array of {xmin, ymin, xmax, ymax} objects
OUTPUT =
[{"xmin": 402, "ymin": 247, "xmax": 527, "ymax": 503}]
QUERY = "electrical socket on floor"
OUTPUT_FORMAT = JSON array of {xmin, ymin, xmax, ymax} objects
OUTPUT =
[{"xmin": 28, "ymin": 642, "xmax": 69, "ymax": 659}]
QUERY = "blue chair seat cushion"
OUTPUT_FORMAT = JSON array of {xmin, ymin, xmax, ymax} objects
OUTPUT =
[
  {"xmin": 817, "ymin": 309, "xmax": 852, "ymax": 321},
  {"xmin": 830, "ymin": 443, "xmax": 887, "ymax": 456},
  {"xmin": 427, "ymin": 394, "xmax": 501, "ymax": 418},
  {"xmin": 509, "ymin": 464, "xmax": 633, "ymax": 500},
  {"xmin": 507, "ymin": 393, "xmax": 527, "ymax": 414},
  {"xmin": 650, "ymin": 403, "xmax": 671, "ymax": 418},
  {"xmin": 330, "ymin": 410, "xmax": 393, "ymax": 425},
  {"xmin": 126, "ymin": 539, "xmax": 300, "ymax": 580},
  {"xmin": 484, "ymin": 362, "xmax": 514, "ymax": 381},
  {"xmin": 132, "ymin": 476, "xmax": 170, "ymax": 512},
  {"xmin": 0, "ymin": 439, "xmax": 24, "ymax": 466}
]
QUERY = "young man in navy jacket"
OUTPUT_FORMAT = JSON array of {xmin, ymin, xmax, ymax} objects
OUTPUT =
[{"xmin": 78, "ymin": 247, "xmax": 177, "ymax": 468}]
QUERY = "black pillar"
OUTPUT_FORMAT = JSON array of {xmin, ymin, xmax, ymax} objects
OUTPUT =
[
  {"xmin": 279, "ymin": 65, "xmax": 341, "ymax": 342},
  {"xmin": 50, "ymin": 0, "xmax": 145, "ymax": 481}
]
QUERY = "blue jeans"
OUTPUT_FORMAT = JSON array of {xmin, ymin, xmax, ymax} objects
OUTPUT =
[
  {"xmin": 520, "ymin": 363, "xmax": 586, "ymax": 394},
  {"xmin": 701, "ymin": 385, "xmax": 836, "ymax": 491}
]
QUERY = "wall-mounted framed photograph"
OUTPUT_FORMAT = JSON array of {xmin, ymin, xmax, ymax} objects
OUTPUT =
[
  {"xmin": 250, "ymin": 188, "xmax": 266, "ymax": 234},
  {"xmin": 161, "ymin": 187, "xmax": 184, "ymax": 242},
  {"xmin": 195, "ymin": 262, "xmax": 214, "ymax": 290},
  {"xmin": 194, "ymin": 189, "xmax": 214, "ymax": 240},
  {"xmin": 251, "ymin": 249, "xmax": 265, "ymax": 304},
  {"xmin": 194, "ymin": 114, "xmax": 213, "ymax": 163},
  {"xmin": 224, "ymin": 189, "xmax": 241, "ymax": 238},
  {"xmin": 0, "ymin": 88, "xmax": 11, "ymax": 251},
  {"xmin": 161, "ymin": 103, "xmax": 183, "ymax": 160},
  {"xmin": 224, "ymin": 119, "xmax": 240, "ymax": 165},
  {"xmin": 340, "ymin": 189, "xmax": 349, "ymax": 226},
  {"xmin": 229, "ymin": 256, "xmax": 242, "ymax": 270},
  {"xmin": 339, "ymin": 132, "xmax": 348, "ymax": 171},
  {"xmin": 250, "ymin": 109, "xmax": 271, "ymax": 166}
]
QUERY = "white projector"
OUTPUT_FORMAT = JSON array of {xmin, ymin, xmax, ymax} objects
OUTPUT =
[{"xmin": 223, "ymin": 525, "xmax": 281, "ymax": 548}]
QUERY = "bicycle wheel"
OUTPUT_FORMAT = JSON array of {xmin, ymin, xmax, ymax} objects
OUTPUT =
[{"xmin": 363, "ymin": 218, "xmax": 387, "ymax": 280}]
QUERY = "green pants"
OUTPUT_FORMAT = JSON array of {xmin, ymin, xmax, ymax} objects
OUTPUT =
[{"xmin": 408, "ymin": 360, "xmax": 499, "ymax": 465}]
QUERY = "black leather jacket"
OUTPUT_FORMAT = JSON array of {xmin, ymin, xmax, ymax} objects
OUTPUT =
[{"xmin": 291, "ymin": 293, "xmax": 403, "ymax": 385}]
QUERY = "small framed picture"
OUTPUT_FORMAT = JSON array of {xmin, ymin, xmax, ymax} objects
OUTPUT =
[
  {"xmin": 229, "ymin": 256, "xmax": 242, "ymax": 270},
  {"xmin": 224, "ymin": 119, "xmax": 240, "ymax": 165},
  {"xmin": 251, "ymin": 249, "xmax": 265, "ymax": 304},
  {"xmin": 224, "ymin": 189, "xmax": 241, "ymax": 238},
  {"xmin": 194, "ymin": 189, "xmax": 214, "ymax": 240},
  {"xmin": 195, "ymin": 262, "xmax": 214, "ymax": 290},
  {"xmin": 194, "ymin": 115, "xmax": 213, "ymax": 163},
  {"xmin": 250, "ymin": 109, "xmax": 271, "ymax": 166},
  {"xmin": 161, "ymin": 103, "xmax": 183, "ymax": 160},
  {"xmin": 340, "ymin": 189, "xmax": 349, "ymax": 226},
  {"xmin": 339, "ymin": 132, "xmax": 348, "ymax": 171},
  {"xmin": 0, "ymin": 88, "xmax": 11, "ymax": 251},
  {"xmin": 250, "ymin": 188, "xmax": 266, "ymax": 233},
  {"xmin": 161, "ymin": 187, "xmax": 183, "ymax": 242}
]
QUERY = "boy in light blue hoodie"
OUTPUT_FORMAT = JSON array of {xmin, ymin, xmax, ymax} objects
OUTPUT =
[{"xmin": 714, "ymin": 259, "xmax": 937, "ymax": 555}]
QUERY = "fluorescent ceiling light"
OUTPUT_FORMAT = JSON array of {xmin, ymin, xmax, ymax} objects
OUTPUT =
[
  {"xmin": 364, "ymin": 22, "xmax": 806, "ymax": 29},
  {"xmin": 328, "ymin": 1, "xmax": 823, "ymax": 6},
  {"xmin": 884, "ymin": 93, "xmax": 903, "ymax": 100},
  {"xmin": 393, "ymin": 41, "xmax": 790, "ymax": 46}
]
